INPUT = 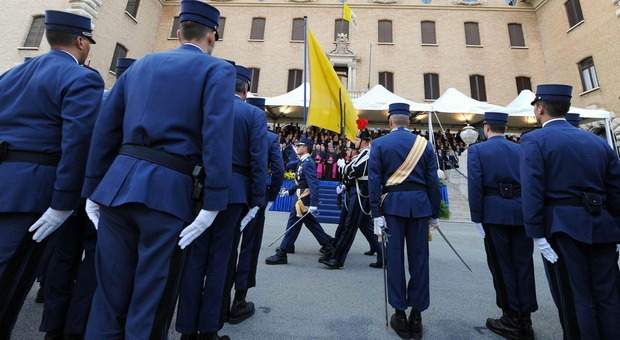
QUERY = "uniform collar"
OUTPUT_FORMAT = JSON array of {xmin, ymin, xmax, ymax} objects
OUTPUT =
[
  {"xmin": 359, "ymin": 146, "xmax": 370, "ymax": 152},
  {"xmin": 543, "ymin": 118, "xmax": 566, "ymax": 128},
  {"xmin": 487, "ymin": 135, "xmax": 504, "ymax": 139},
  {"xmin": 390, "ymin": 127, "xmax": 411, "ymax": 133},
  {"xmin": 182, "ymin": 42, "xmax": 205, "ymax": 53},
  {"xmin": 53, "ymin": 49, "xmax": 79, "ymax": 64},
  {"xmin": 300, "ymin": 153, "xmax": 310, "ymax": 161}
]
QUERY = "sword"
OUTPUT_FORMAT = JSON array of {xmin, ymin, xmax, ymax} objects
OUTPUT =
[
  {"xmin": 268, "ymin": 209, "xmax": 313, "ymax": 247},
  {"xmin": 377, "ymin": 219, "xmax": 389, "ymax": 328},
  {"xmin": 434, "ymin": 226, "xmax": 472, "ymax": 272}
]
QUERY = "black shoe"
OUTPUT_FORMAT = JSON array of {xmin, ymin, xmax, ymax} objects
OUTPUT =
[
  {"xmin": 409, "ymin": 311, "xmax": 423, "ymax": 339},
  {"xmin": 390, "ymin": 313, "xmax": 410, "ymax": 339},
  {"xmin": 319, "ymin": 244, "xmax": 333, "ymax": 254},
  {"xmin": 198, "ymin": 333, "xmax": 230, "ymax": 340},
  {"xmin": 63, "ymin": 334, "xmax": 84, "ymax": 340},
  {"xmin": 229, "ymin": 300, "xmax": 255, "ymax": 324},
  {"xmin": 35, "ymin": 286, "xmax": 45, "ymax": 303},
  {"xmin": 363, "ymin": 249, "xmax": 376, "ymax": 256},
  {"xmin": 180, "ymin": 334, "xmax": 198, "ymax": 340},
  {"xmin": 369, "ymin": 261, "xmax": 385, "ymax": 268},
  {"xmin": 322, "ymin": 258, "xmax": 344, "ymax": 269},
  {"xmin": 44, "ymin": 329, "xmax": 63, "ymax": 340},
  {"xmin": 519, "ymin": 312, "xmax": 535, "ymax": 340},
  {"xmin": 265, "ymin": 248, "xmax": 287, "ymax": 265},
  {"xmin": 486, "ymin": 311, "xmax": 524, "ymax": 340},
  {"xmin": 283, "ymin": 247, "xmax": 295, "ymax": 254}
]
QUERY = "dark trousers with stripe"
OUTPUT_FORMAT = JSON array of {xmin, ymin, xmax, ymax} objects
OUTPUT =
[
  {"xmin": 85, "ymin": 203, "xmax": 188, "ymax": 340},
  {"xmin": 279, "ymin": 200, "xmax": 333, "ymax": 252},
  {"xmin": 0, "ymin": 212, "xmax": 45, "ymax": 338},
  {"xmin": 483, "ymin": 224, "xmax": 537, "ymax": 313},
  {"xmin": 176, "ymin": 204, "xmax": 244, "ymax": 334},
  {"xmin": 384, "ymin": 215, "xmax": 429, "ymax": 312},
  {"xmin": 40, "ymin": 203, "xmax": 98, "ymax": 335},
  {"xmin": 543, "ymin": 233, "xmax": 620, "ymax": 340},
  {"xmin": 331, "ymin": 191, "xmax": 381, "ymax": 265}
]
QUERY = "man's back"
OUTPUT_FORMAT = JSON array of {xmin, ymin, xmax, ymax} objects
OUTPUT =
[{"xmin": 521, "ymin": 119, "xmax": 620, "ymax": 243}]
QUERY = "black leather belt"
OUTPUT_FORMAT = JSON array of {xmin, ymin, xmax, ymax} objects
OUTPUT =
[
  {"xmin": 382, "ymin": 182, "xmax": 427, "ymax": 194},
  {"xmin": 119, "ymin": 144, "xmax": 194, "ymax": 176},
  {"xmin": 484, "ymin": 187, "xmax": 521, "ymax": 198},
  {"xmin": 233, "ymin": 165, "xmax": 250, "ymax": 178},
  {"xmin": 0, "ymin": 149, "xmax": 60, "ymax": 166},
  {"xmin": 545, "ymin": 197, "xmax": 585, "ymax": 207}
]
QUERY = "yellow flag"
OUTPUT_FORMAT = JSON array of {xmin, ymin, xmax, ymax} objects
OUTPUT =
[
  {"xmin": 307, "ymin": 29, "xmax": 358, "ymax": 142},
  {"xmin": 343, "ymin": 4, "xmax": 358, "ymax": 28}
]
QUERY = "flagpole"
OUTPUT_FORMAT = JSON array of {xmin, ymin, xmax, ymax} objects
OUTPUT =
[
  {"xmin": 303, "ymin": 16, "xmax": 308, "ymax": 125},
  {"xmin": 340, "ymin": 1, "xmax": 345, "ymax": 35},
  {"xmin": 339, "ymin": 88, "xmax": 345, "ymax": 147}
]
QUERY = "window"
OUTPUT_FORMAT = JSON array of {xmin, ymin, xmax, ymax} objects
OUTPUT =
[
  {"xmin": 291, "ymin": 18, "xmax": 304, "ymax": 41},
  {"xmin": 515, "ymin": 76, "xmax": 532, "ymax": 94},
  {"xmin": 334, "ymin": 19, "xmax": 349, "ymax": 41},
  {"xmin": 424, "ymin": 73, "xmax": 440, "ymax": 100},
  {"xmin": 288, "ymin": 69, "xmax": 303, "ymax": 92},
  {"xmin": 24, "ymin": 16, "xmax": 45, "ymax": 48},
  {"xmin": 170, "ymin": 17, "xmax": 180, "ymax": 39},
  {"xmin": 421, "ymin": 21, "xmax": 436, "ymax": 44},
  {"xmin": 578, "ymin": 57, "xmax": 599, "ymax": 92},
  {"xmin": 470, "ymin": 75, "xmax": 486, "ymax": 101},
  {"xmin": 249, "ymin": 68, "xmax": 260, "ymax": 93},
  {"xmin": 217, "ymin": 17, "xmax": 226, "ymax": 40},
  {"xmin": 379, "ymin": 72, "xmax": 394, "ymax": 92},
  {"xmin": 565, "ymin": 0, "xmax": 584, "ymax": 28},
  {"xmin": 464, "ymin": 22, "xmax": 481, "ymax": 46},
  {"xmin": 250, "ymin": 18, "xmax": 265, "ymax": 40},
  {"xmin": 125, "ymin": 0, "xmax": 140, "ymax": 18},
  {"xmin": 109, "ymin": 44, "xmax": 128, "ymax": 72},
  {"xmin": 508, "ymin": 23, "xmax": 525, "ymax": 47},
  {"xmin": 378, "ymin": 20, "xmax": 393, "ymax": 43}
]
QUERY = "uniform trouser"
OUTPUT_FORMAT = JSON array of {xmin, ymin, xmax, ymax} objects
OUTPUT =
[
  {"xmin": 543, "ymin": 233, "xmax": 620, "ymax": 340},
  {"xmin": 332, "ymin": 191, "xmax": 378, "ymax": 254},
  {"xmin": 234, "ymin": 206, "xmax": 266, "ymax": 291},
  {"xmin": 176, "ymin": 204, "xmax": 244, "ymax": 334},
  {"xmin": 331, "ymin": 197, "xmax": 350, "ymax": 247},
  {"xmin": 331, "ymin": 192, "xmax": 381, "ymax": 265},
  {"xmin": 483, "ymin": 224, "xmax": 537, "ymax": 313},
  {"xmin": 85, "ymin": 203, "xmax": 188, "ymax": 340},
  {"xmin": 279, "ymin": 202, "xmax": 333, "ymax": 252},
  {"xmin": 384, "ymin": 215, "xmax": 429, "ymax": 312},
  {"xmin": 0, "ymin": 212, "xmax": 47, "ymax": 337},
  {"xmin": 40, "ymin": 204, "xmax": 97, "ymax": 335},
  {"xmin": 36, "ymin": 235, "xmax": 56, "ymax": 287}
]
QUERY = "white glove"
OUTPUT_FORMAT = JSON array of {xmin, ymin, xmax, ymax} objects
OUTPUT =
[
  {"xmin": 178, "ymin": 210, "xmax": 219, "ymax": 249},
  {"xmin": 373, "ymin": 217, "xmax": 385, "ymax": 236},
  {"xmin": 475, "ymin": 223, "xmax": 485, "ymax": 238},
  {"xmin": 337, "ymin": 158, "xmax": 346, "ymax": 169},
  {"xmin": 429, "ymin": 217, "xmax": 439, "ymax": 230},
  {"xmin": 279, "ymin": 188, "xmax": 289, "ymax": 197},
  {"xmin": 240, "ymin": 206, "xmax": 260, "ymax": 232},
  {"xmin": 534, "ymin": 238, "xmax": 559, "ymax": 263},
  {"xmin": 29, "ymin": 208, "xmax": 74, "ymax": 242},
  {"xmin": 85, "ymin": 199, "xmax": 100, "ymax": 230},
  {"xmin": 336, "ymin": 184, "xmax": 345, "ymax": 194},
  {"xmin": 308, "ymin": 206, "xmax": 318, "ymax": 216},
  {"xmin": 616, "ymin": 244, "xmax": 619, "ymax": 253}
]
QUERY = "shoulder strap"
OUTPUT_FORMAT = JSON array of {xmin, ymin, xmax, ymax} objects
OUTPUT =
[{"xmin": 385, "ymin": 136, "xmax": 427, "ymax": 187}]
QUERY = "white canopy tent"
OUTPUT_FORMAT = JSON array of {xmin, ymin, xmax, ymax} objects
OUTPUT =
[{"xmin": 352, "ymin": 85, "xmax": 432, "ymax": 123}]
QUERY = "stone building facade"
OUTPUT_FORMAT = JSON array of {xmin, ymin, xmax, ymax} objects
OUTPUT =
[{"xmin": 1, "ymin": 0, "xmax": 618, "ymax": 119}]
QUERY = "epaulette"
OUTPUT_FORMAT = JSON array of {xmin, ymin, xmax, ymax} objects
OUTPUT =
[{"xmin": 83, "ymin": 64, "xmax": 100, "ymax": 75}]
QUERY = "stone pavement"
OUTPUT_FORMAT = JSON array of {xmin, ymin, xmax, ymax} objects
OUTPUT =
[{"xmin": 13, "ymin": 211, "xmax": 567, "ymax": 339}]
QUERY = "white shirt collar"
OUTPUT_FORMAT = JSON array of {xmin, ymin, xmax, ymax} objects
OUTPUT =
[
  {"xmin": 300, "ymin": 153, "xmax": 310, "ymax": 161},
  {"xmin": 543, "ymin": 118, "xmax": 566, "ymax": 128},
  {"xmin": 390, "ymin": 127, "xmax": 411, "ymax": 133},
  {"xmin": 183, "ymin": 42, "xmax": 205, "ymax": 53},
  {"xmin": 57, "ymin": 49, "xmax": 79, "ymax": 64}
]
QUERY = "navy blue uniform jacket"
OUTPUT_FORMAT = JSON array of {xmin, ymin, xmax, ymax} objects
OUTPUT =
[
  {"xmin": 267, "ymin": 132, "xmax": 284, "ymax": 203},
  {"xmin": 520, "ymin": 120, "xmax": 620, "ymax": 244},
  {"xmin": 0, "ymin": 50, "xmax": 104, "ymax": 212},
  {"xmin": 83, "ymin": 44, "xmax": 235, "ymax": 222},
  {"xmin": 468, "ymin": 136, "xmax": 523, "ymax": 225},
  {"xmin": 369, "ymin": 128, "xmax": 441, "ymax": 219}
]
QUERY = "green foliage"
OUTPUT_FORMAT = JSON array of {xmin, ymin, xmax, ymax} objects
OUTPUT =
[{"xmin": 439, "ymin": 200, "xmax": 451, "ymax": 220}]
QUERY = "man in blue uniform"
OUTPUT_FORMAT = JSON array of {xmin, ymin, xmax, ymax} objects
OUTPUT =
[
  {"xmin": 0, "ymin": 10, "xmax": 103, "ymax": 337},
  {"xmin": 265, "ymin": 136, "xmax": 334, "ymax": 265},
  {"xmin": 368, "ymin": 103, "xmax": 441, "ymax": 340},
  {"xmin": 82, "ymin": 1, "xmax": 235, "ymax": 338},
  {"xmin": 468, "ymin": 111, "xmax": 537, "ymax": 340},
  {"xmin": 222, "ymin": 96, "xmax": 284, "ymax": 324},
  {"xmin": 101, "ymin": 57, "xmax": 136, "ymax": 103},
  {"xmin": 176, "ymin": 64, "xmax": 267, "ymax": 339},
  {"xmin": 521, "ymin": 84, "xmax": 620, "ymax": 339}
]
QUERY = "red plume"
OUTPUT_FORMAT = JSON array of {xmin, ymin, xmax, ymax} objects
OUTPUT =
[{"xmin": 356, "ymin": 119, "xmax": 368, "ymax": 131}]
